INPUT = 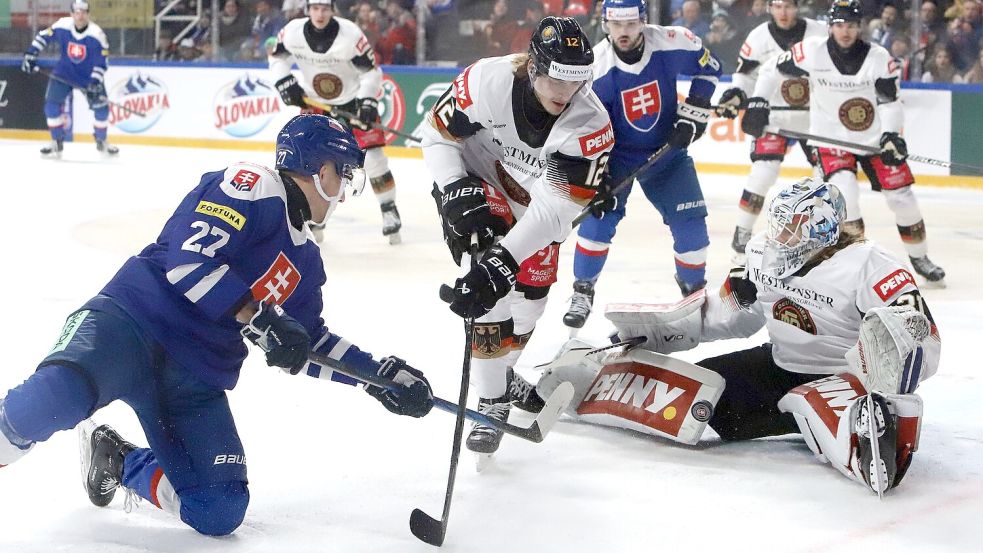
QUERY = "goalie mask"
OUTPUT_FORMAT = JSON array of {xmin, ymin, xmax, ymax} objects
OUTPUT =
[{"xmin": 761, "ymin": 177, "xmax": 846, "ymax": 279}]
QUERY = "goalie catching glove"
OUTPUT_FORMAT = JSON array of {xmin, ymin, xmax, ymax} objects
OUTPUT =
[
  {"xmin": 364, "ymin": 356, "xmax": 434, "ymax": 418},
  {"xmin": 241, "ymin": 301, "xmax": 312, "ymax": 374}
]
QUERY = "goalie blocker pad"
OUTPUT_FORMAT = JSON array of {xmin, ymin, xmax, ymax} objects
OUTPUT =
[
  {"xmin": 778, "ymin": 373, "xmax": 923, "ymax": 489},
  {"xmin": 537, "ymin": 341, "xmax": 724, "ymax": 445},
  {"xmin": 605, "ymin": 289, "xmax": 706, "ymax": 355}
]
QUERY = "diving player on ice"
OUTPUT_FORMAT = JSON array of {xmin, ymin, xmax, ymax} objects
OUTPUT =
[
  {"xmin": 742, "ymin": 0, "xmax": 946, "ymax": 285},
  {"xmin": 0, "ymin": 115, "xmax": 433, "ymax": 536},
  {"xmin": 21, "ymin": 0, "xmax": 117, "ymax": 157},
  {"xmin": 269, "ymin": 0, "xmax": 403, "ymax": 244},
  {"xmin": 540, "ymin": 177, "xmax": 940, "ymax": 494},
  {"xmin": 563, "ymin": 0, "xmax": 722, "ymax": 332},
  {"xmin": 422, "ymin": 17, "xmax": 613, "ymax": 456}
]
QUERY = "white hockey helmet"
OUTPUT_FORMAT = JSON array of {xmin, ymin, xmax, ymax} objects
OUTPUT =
[
  {"xmin": 71, "ymin": 0, "xmax": 90, "ymax": 13},
  {"xmin": 761, "ymin": 177, "xmax": 846, "ymax": 279}
]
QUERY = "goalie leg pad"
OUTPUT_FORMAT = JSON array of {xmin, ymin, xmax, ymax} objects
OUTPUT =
[
  {"xmin": 605, "ymin": 289, "xmax": 706, "ymax": 354},
  {"xmin": 536, "ymin": 338, "xmax": 606, "ymax": 417}
]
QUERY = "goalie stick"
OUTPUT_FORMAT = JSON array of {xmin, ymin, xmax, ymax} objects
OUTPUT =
[
  {"xmin": 303, "ymin": 96, "xmax": 422, "ymax": 143},
  {"xmin": 306, "ymin": 351, "xmax": 573, "ymax": 443}
]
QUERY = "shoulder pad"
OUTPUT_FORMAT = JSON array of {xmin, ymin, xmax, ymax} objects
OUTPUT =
[
  {"xmin": 652, "ymin": 25, "xmax": 704, "ymax": 51},
  {"xmin": 556, "ymin": 94, "xmax": 613, "ymax": 159},
  {"xmin": 87, "ymin": 23, "xmax": 110, "ymax": 49},
  {"xmin": 217, "ymin": 162, "xmax": 285, "ymax": 202},
  {"xmin": 52, "ymin": 17, "xmax": 74, "ymax": 31}
]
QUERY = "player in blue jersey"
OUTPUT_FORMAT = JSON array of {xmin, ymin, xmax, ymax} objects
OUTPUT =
[
  {"xmin": 562, "ymin": 0, "xmax": 721, "ymax": 331},
  {"xmin": 0, "ymin": 115, "xmax": 433, "ymax": 536},
  {"xmin": 21, "ymin": 1, "xmax": 116, "ymax": 157}
]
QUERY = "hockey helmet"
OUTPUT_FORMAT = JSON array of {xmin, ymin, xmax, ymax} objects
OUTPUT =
[
  {"xmin": 761, "ymin": 177, "xmax": 846, "ymax": 279},
  {"xmin": 601, "ymin": 0, "xmax": 648, "ymax": 23},
  {"xmin": 307, "ymin": 0, "xmax": 333, "ymax": 5},
  {"xmin": 275, "ymin": 114, "xmax": 366, "ymax": 212},
  {"xmin": 529, "ymin": 16, "xmax": 594, "ymax": 83},
  {"xmin": 828, "ymin": 0, "xmax": 862, "ymax": 24},
  {"xmin": 71, "ymin": 0, "xmax": 89, "ymax": 13}
]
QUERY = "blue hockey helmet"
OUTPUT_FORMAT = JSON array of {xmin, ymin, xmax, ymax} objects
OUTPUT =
[
  {"xmin": 275, "ymin": 114, "xmax": 366, "ymax": 219},
  {"xmin": 601, "ymin": 0, "xmax": 648, "ymax": 23}
]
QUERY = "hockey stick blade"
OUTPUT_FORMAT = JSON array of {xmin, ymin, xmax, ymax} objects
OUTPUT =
[{"xmin": 409, "ymin": 507, "xmax": 446, "ymax": 546}]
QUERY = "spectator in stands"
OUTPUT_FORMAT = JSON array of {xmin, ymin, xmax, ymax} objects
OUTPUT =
[
  {"xmin": 583, "ymin": 0, "xmax": 606, "ymax": 45},
  {"xmin": 178, "ymin": 37, "xmax": 204, "ymax": 61},
  {"xmin": 481, "ymin": 0, "xmax": 519, "ymax": 57},
  {"xmin": 673, "ymin": 0, "xmax": 711, "ymax": 39},
  {"xmin": 282, "ymin": 0, "xmax": 307, "ymax": 21},
  {"xmin": 922, "ymin": 43, "xmax": 960, "ymax": 82},
  {"xmin": 377, "ymin": 0, "xmax": 417, "ymax": 64},
  {"xmin": 155, "ymin": 29, "xmax": 178, "ymax": 61},
  {"xmin": 870, "ymin": 3, "xmax": 903, "ymax": 49},
  {"xmin": 246, "ymin": 0, "xmax": 286, "ymax": 60},
  {"xmin": 354, "ymin": 1, "xmax": 382, "ymax": 45},
  {"xmin": 218, "ymin": 0, "xmax": 252, "ymax": 61},
  {"xmin": 921, "ymin": 0, "xmax": 947, "ymax": 37},
  {"xmin": 960, "ymin": 43, "xmax": 983, "ymax": 81},
  {"xmin": 509, "ymin": 0, "xmax": 546, "ymax": 54},
  {"xmin": 890, "ymin": 34, "xmax": 913, "ymax": 80},
  {"xmin": 947, "ymin": 15, "xmax": 981, "ymax": 70},
  {"xmin": 706, "ymin": 10, "xmax": 741, "ymax": 73}
]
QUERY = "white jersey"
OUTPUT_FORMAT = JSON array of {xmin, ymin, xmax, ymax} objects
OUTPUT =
[
  {"xmin": 421, "ymin": 54, "xmax": 613, "ymax": 265},
  {"xmin": 269, "ymin": 16, "xmax": 381, "ymax": 106},
  {"xmin": 704, "ymin": 238, "xmax": 941, "ymax": 378},
  {"xmin": 733, "ymin": 18, "xmax": 826, "ymax": 98},
  {"xmin": 759, "ymin": 36, "xmax": 904, "ymax": 153}
]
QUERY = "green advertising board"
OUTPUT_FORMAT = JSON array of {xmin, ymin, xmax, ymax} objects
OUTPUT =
[{"xmin": 376, "ymin": 67, "xmax": 458, "ymax": 147}]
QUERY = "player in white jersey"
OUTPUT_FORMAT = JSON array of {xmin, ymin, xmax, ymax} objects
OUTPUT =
[
  {"xmin": 422, "ymin": 17, "xmax": 613, "ymax": 455},
  {"xmin": 539, "ymin": 177, "xmax": 940, "ymax": 494},
  {"xmin": 716, "ymin": 0, "xmax": 826, "ymax": 263},
  {"xmin": 742, "ymin": 0, "xmax": 945, "ymax": 284},
  {"xmin": 269, "ymin": 0, "xmax": 402, "ymax": 244}
]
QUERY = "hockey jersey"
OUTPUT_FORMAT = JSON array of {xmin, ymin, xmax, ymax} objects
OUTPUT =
[
  {"xmin": 732, "ymin": 18, "xmax": 826, "ymax": 98},
  {"xmin": 591, "ymin": 25, "xmax": 721, "ymax": 161},
  {"xmin": 27, "ymin": 17, "xmax": 108, "ymax": 87},
  {"xmin": 421, "ymin": 54, "xmax": 613, "ymax": 265},
  {"xmin": 269, "ymin": 16, "xmax": 381, "ymax": 106},
  {"xmin": 101, "ymin": 163, "xmax": 374, "ymax": 390},
  {"xmin": 759, "ymin": 37, "xmax": 904, "ymax": 153},
  {"xmin": 703, "ymin": 238, "xmax": 941, "ymax": 378}
]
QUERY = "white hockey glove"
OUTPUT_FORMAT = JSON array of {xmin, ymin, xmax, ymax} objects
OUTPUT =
[{"xmin": 846, "ymin": 305, "xmax": 930, "ymax": 394}]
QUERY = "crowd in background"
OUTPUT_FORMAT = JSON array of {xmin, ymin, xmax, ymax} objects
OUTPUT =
[{"xmin": 131, "ymin": 0, "xmax": 983, "ymax": 83}]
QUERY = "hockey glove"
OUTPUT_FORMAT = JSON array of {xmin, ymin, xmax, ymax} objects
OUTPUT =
[
  {"xmin": 364, "ymin": 356, "xmax": 434, "ymax": 418},
  {"xmin": 355, "ymin": 97, "xmax": 379, "ymax": 130},
  {"xmin": 85, "ymin": 80, "xmax": 108, "ymax": 110},
  {"xmin": 275, "ymin": 74, "xmax": 305, "ymax": 107},
  {"xmin": 433, "ymin": 178, "xmax": 510, "ymax": 265},
  {"xmin": 667, "ymin": 96, "xmax": 712, "ymax": 149},
  {"xmin": 720, "ymin": 265, "xmax": 758, "ymax": 313},
  {"xmin": 21, "ymin": 52, "xmax": 39, "ymax": 74},
  {"xmin": 241, "ymin": 302, "xmax": 311, "ymax": 374},
  {"xmin": 741, "ymin": 97, "xmax": 770, "ymax": 138},
  {"xmin": 717, "ymin": 87, "xmax": 747, "ymax": 119},
  {"xmin": 879, "ymin": 132, "xmax": 908, "ymax": 166},
  {"xmin": 444, "ymin": 245, "xmax": 519, "ymax": 319},
  {"xmin": 587, "ymin": 172, "xmax": 620, "ymax": 219}
]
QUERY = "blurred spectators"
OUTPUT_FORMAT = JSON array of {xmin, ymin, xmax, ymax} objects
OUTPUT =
[
  {"xmin": 706, "ymin": 10, "xmax": 741, "ymax": 73},
  {"xmin": 961, "ymin": 45, "xmax": 983, "ymax": 81},
  {"xmin": 242, "ymin": 0, "xmax": 286, "ymax": 61},
  {"xmin": 869, "ymin": 3, "xmax": 903, "ymax": 49},
  {"xmin": 218, "ymin": 0, "xmax": 252, "ymax": 61},
  {"xmin": 673, "ymin": 0, "xmax": 711, "ymax": 39},
  {"xmin": 480, "ymin": 0, "xmax": 520, "ymax": 57},
  {"xmin": 890, "ymin": 34, "xmax": 913, "ymax": 79},
  {"xmin": 509, "ymin": 1, "xmax": 547, "ymax": 54},
  {"xmin": 353, "ymin": 1, "xmax": 383, "ymax": 45},
  {"xmin": 377, "ymin": 0, "xmax": 418, "ymax": 64},
  {"xmin": 283, "ymin": 0, "xmax": 307, "ymax": 21},
  {"xmin": 923, "ymin": 43, "xmax": 960, "ymax": 81},
  {"xmin": 178, "ymin": 37, "xmax": 205, "ymax": 61}
]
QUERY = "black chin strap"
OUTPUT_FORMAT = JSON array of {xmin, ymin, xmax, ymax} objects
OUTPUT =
[{"xmin": 280, "ymin": 171, "xmax": 312, "ymax": 231}]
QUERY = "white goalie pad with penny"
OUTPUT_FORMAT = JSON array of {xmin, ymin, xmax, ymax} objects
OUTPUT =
[{"xmin": 538, "ymin": 342, "xmax": 725, "ymax": 445}]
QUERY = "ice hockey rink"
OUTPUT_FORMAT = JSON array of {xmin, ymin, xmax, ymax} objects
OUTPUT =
[{"xmin": 0, "ymin": 138, "xmax": 980, "ymax": 553}]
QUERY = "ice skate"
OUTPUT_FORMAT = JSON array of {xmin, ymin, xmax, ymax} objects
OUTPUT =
[
  {"xmin": 381, "ymin": 201, "xmax": 402, "ymax": 245},
  {"xmin": 40, "ymin": 139, "xmax": 64, "ymax": 158},
  {"xmin": 79, "ymin": 420, "xmax": 135, "ymax": 507},
  {"xmin": 466, "ymin": 395, "xmax": 510, "ymax": 470},
  {"xmin": 563, "ymin": 280, "xmax": 594, "ymax": 331},
  {"xmin": 730, "ymin": 226, "xmax": 752, "ymax": 266},
  {"xmin": 909, "ymin": 256, "xmax": 945, "ymax": 287},
  {"xmin": 675, "ymin": 274, "xmax": 706, "ymax": 297},
  {"xmin": 853, "ymin": 393, "xmax": 898, "ymax": 496},
  {"xmin": 507, "ymin": 368, "xmax": 545, "ymax": 413},
  {"xmin": 96, "ymin": 139, "xmax": 119, "ymax": 155}
]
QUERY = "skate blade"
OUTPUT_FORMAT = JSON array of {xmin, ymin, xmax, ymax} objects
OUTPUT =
[
  {"xmin": 77, "ymin": 419, "xmax": 97, "ymax": 493},
  {"xmin": 475, "ymin": 452, "xmax": 493, "ymax": 473},
  {"xmin": 387, "ymin": 232, "xmax": 402, "ymax": 245},
  {"xmin": 567, "ymin": 326, "xmax": 580, "ymax": 339}
]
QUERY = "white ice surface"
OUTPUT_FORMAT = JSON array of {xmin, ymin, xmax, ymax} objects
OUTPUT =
[{"xmin": 0, "ymin": 140, "xmax": 980, "ymax": 552}]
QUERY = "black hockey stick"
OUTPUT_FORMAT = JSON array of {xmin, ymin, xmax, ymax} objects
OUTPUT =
[
  {"xmin": 764, "ymin": 125, "xmax": 983, "ymax": 174},
  {"xmin": 303, "ymin": 96, "xmax": 422, "ymax": 143},
  {"xmin": 39, "ymin": 69, "xmax": 147, "ymax": 118},
  {"xmin": 712, "ymin": 104, "xmax": 806, "ymax": 117},
  {"xmin": 306, "ymin": 351, "xmax": 572, "ymax": 443},
  {"xmin": 571, "ymin": 143, "xmax": 672, "ymax": 227}
]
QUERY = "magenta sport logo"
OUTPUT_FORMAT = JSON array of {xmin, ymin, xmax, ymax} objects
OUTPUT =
[{"xmin": 214, "ymin": 74, "xmax": 281, "ymax": 138}]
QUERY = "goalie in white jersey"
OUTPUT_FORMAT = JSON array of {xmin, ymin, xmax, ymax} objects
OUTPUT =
[
  {"xmin": 422, "ymin": 17, "xmax": 613, "ymax": 456},
  {"xmin": 539, "ymin": 177, "xmax": 940, "ymax": 494},
  {"xmin": 741, "ymin": 0, "xmax": 945, "ymax": 285},
  {"xmin": 716, "ymin": 0, "xmax": 826, "ymax": 263},
  {"xmin": 269, "ymin": 0, "xmax": 402, "ymax": 244}
]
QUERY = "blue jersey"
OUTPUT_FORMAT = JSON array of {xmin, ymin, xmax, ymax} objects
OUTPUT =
[
  {"xmin": 101, "ymin": 163, "xmax": 373, "ymax": 390},
  {"xmin": 592, "ymin": 25, "xmax": 721, "ymax": 161},
  {"xmin": 27, "ymin": 17, "xmax": 109, "ymax": 88}
]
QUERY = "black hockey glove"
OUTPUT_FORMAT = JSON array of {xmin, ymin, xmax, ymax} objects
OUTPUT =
[
  {"xmin": 275, "ymin": 74, "xmax": 305, "ymax": 107},
  {"xmin": 355, "ymin": 97, "xmax": 379, "ymax": 130},
  {"xmin": 741, "ymin": 97, "xmax": 770, "ymax": 138},
  {"xmin": 444, "ymin": 245, "xmax": 519, "ymax": 319},
  {"xmin": 364, "ymin": 356, "xmax": 434, "ymax": 418},
  {"xmin": 879, "ymin": 132, "xmax": 908, "ymax": 166},
  {"xmin": 432, "ymin": 178, "xmax": 510, "ymax": 265},
  {"xmin": 588, "ymin": 172, "xmax": 620, "ymax": 219},
  {"xmin": 717, "ymin": 87, "xmax": 747, "ymax": 119},
  {"xmin": 668, "ymin": 96, "xmax": 712, "ymax": 149},
  {"xmin": 241, "ymin": 302, "xmax": 311, "ymax": 374},
  {"xmin": 721, "ymin": 265, "xmax": 758, "ymax": 312},
  {"xmin": 85, "ymin": 80, "xmax": 108, "ymax": 110},
  {"xmin": 21, "ymin": 51, "xmax": 38, "ymax": 74}
]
